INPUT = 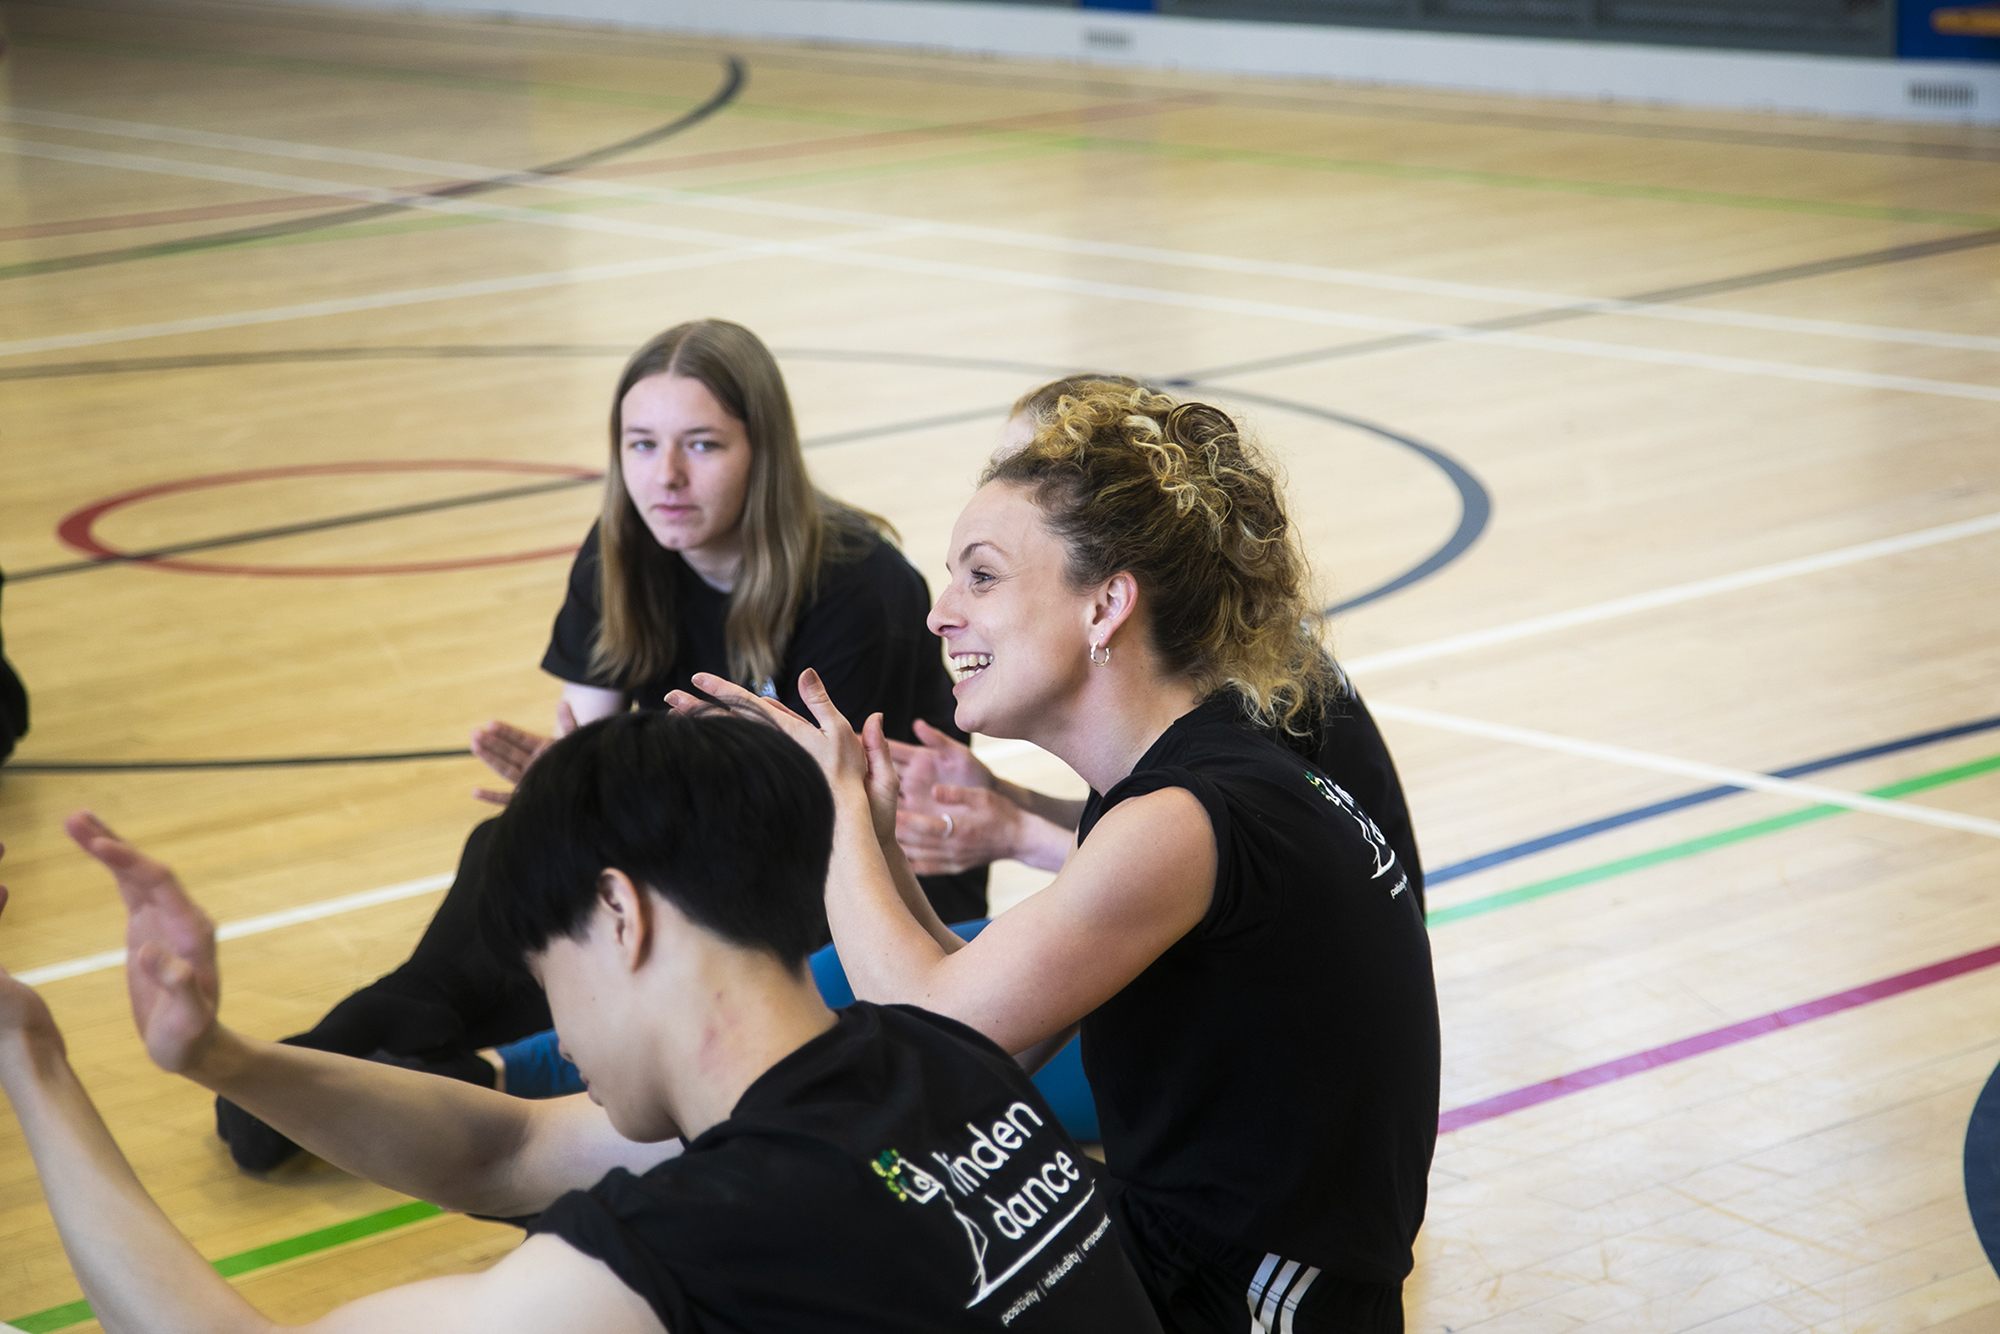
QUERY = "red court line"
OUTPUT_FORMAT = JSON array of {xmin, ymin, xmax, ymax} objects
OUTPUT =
[
  {"xmin": 2, "ymin": 94, "xmax": 1205, "ymax": 244},
  {"xmin": 1439, "ymin": 941, "xmax": 2000, "ymax": 1134}
]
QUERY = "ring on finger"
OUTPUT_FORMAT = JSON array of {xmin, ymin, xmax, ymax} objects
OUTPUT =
[{"xmin": 940, "ymin": 813, "xmax": 955, "ymax": 838}]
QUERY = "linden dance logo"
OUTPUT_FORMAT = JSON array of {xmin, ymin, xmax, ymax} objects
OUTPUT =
[
  {"xmin": 1303, "ymin": 770, "xmax": 1409, "ymax": 897},
  {"xmin": 871, "ymin": 1101, "xmax": 1103, "ymax": 1322}
]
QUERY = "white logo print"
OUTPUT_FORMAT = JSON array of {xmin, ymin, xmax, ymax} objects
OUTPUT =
[
  {"xmin": 1303, "ymin": 771, "xmax": 1405, "ymax": 890},
  {"xmin": 876, "ymin": 1101, "xmax": 1100, "ymax": 1317}
]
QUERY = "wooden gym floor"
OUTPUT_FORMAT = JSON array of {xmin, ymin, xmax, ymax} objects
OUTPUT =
[{"xmin": 1, "ymin": 1, "xmax": 1997, "ymax": 1328}]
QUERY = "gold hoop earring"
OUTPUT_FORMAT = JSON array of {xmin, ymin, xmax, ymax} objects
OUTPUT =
[{"xmin": 1090, "ymin": 642, "xmax": 1111, "ymax": 666}]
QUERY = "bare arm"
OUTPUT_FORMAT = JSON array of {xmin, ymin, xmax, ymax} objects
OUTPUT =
[
  {"xmin": 189, "ymin": 1030, "xmax": 674, "ymax": 1219},
  {"xmin": 62, "ymin": 813, "xmax": 675, "ymax": 1219},
  {"xmin": 685, "ymin": 675, "xmax": 1215, "ymax": 1055},
  {"xmin": 0, "ymin": 876, "xmax": 664, "ymax": 1334}
]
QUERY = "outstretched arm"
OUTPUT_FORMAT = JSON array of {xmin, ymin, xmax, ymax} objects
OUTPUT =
[
  {"xmin": 678, "ymin": 675, "xmax": 1216, "ymax": 1055},
  {"xmin": 63, "ymin": 814, "xmax": 674, "ymax": 1219},
  {"xmin": 0, "ymin": 864, "xmax": 665, "ymax": 1334}
]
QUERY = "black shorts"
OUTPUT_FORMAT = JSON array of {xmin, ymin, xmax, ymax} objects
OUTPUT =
[{"xmin": 1105, "ymin": 1186, "xmax": 1404, "ymax": 1334}]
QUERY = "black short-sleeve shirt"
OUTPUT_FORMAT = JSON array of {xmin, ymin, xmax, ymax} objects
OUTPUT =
[
  {"xmin": 541, "ymin": 525, "xmax": 985, "ymax": 921},
  {"xmin": 1075, "ymin": 695, "xmax": 1440, "ymax": 1287},
  {"xmin": 542, "ymin": 524, "xmax": 959, "ymax": 740},
  {"xmin": 529, "ymin": 1003, "xmax": 1164, "ymax": 1333}
]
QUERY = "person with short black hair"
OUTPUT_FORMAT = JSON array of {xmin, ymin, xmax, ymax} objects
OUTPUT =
[{"xmin": 0, "ymin": 709, "xmax": 1163, "ymax": 1333}]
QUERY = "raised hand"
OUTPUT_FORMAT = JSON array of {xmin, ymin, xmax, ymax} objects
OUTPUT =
[
  {"xmin": 470, "ymin": 703, "xmax": 567, "ymax": 806},
  {"xmin": 887, "ymin": 719, "xmax": 993, "ymax": 800},
  {"xmin": 63, "ymin": 813, "xmax": 221, "ymax": 1074},
  {"xmin": 669, "ymin": 671, "xmax": 900, "ymax": 843}
]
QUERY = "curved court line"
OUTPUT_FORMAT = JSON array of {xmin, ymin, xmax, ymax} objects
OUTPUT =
[
  {"xmin": 1426, "ymin": 712, "xmax": 2000, "ymax": 886},
  {"xmin": 52, "ymin": 461, "xmax": 600, "ymax": 579},
  {"xmin": 0, "ymin": 55, "xmax": 744, "ymax": 280},
  {"xmin": 1440, "ymin": 941, "xmax": 2000, "ymax": 1134},
  {"xmin": 1202, "ymin": 390, "xmax": 1490, "ymax": 616},
  {"xmin": 1371, "ymin": 702, "xmax": 2000, "ymax": 840},
  {"xmin": 18, "ymin": 33, "xmax": 2000, "ymax": 230},
  {"xmin": 1426, "ymin": 750, "xmax": 2000, "ymax": 927},
  {"xmin": 12, "ymin": 141, "xmax": 2000, "ymax": 403},
  {"xmin": 21, "ymin": 107, "xmax": 2000, "ymax": 355},
  {"xmin": 1967, "ymin": 1060, "xmax": 2000, "ymax": 1280},
  {"xmin": 1345, "ymin": 509, "xmax": 2000, "ymax": 676}
]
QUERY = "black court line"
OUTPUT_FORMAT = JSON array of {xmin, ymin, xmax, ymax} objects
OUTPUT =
[
  {"xmin": 1176, "ymin": 226, "xmax": 2000, "ymax": 382},
  {"xmin": 1190, "ymin": 389, "xmax": 1492, "ymax": 616},
  {"xmin": 1427, "ymin": 711, "xmax": 2000, "ymax": 886},
  {"xmin": 5, "ymin": 749, "xmax": 469, "ymax": 773},
  {"xmin": 10, "ymin": 474, "xmax": 602, "ymax": 583},
  {"xmin": 1, "ymin": 52, "xmax": 744, "ymax": 283}
]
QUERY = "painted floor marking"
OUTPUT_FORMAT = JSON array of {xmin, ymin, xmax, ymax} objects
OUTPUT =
[
  {"xmin": 1369, "ymin": 702, "xmax": 2000, "ymax": 840},
  {"xmin": 1439, "ymin": 941, "xmax": 2000, "ymax": 1134},
  {"xmin": 1427, "ymin": 712, "xmax": 2000, "ymax": 885},
  {"xmin": 12, "ymin": 873, "xmax": 452, "ymax": 987},
  {"xmin": 1427, "ymin": 751, "xmax": 2000, "ymax": 926},
  {"xmin": 13, "ymin": 146, "xmax": 2000, "ymax": 404},
  {"xmin": 1344, "ymin": 509, "xmax": 2000, "ymax": 676},
  {"xmin": 11, "ymin": 105, "xmax": 2000, "ymax": 355},
  {"xmin": 5, "ymin": 1200, "xmax": 444, "ymax": 1334}
]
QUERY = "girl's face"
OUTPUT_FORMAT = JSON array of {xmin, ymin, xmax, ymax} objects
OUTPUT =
[
  {"xmin": 619, "ymin": 373, "xmax": 754, "ymax": 566},
  {"xmin": 927, "ymin": 481, "xmax": 1096, "ymax": 739}
]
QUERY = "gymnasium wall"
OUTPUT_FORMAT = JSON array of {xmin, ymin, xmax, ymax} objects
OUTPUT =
[{"xmin": 272, "ymin": 0, "xmax": 2000, "ymax": 123}]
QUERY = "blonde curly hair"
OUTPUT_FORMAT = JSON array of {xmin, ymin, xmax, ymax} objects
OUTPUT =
[{"xmin": 984, "ymin": 382, "xmax": 1333, "ymax": 734}]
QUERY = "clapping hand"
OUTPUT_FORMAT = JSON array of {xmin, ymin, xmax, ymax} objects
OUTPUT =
[
  {"xmin": 667, "ymin": 671, "xmax": 901, "ymax": 844},
  {"xmin": 64, "ymin": 813, "xmax": 221, "ymax": 1075},
  {"xmin": 470, "ymin": 701, "xmax": 579, "ymax": 805}
]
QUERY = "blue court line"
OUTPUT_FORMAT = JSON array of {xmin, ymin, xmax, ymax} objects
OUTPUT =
[{"xmin": 1427, "ymin": 712, "xmax": 2000, "ymax": 887}]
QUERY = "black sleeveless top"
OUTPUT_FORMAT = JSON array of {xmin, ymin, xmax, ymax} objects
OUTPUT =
[{"xmin": 1075, "ymin": 695, "xmax": 1440, "ymax": 1286}]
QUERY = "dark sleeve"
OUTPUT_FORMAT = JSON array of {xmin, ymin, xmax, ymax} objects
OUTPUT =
[
  {"xmin": 778, "ymin": 542, "xmax": 959, "ymax": 744},
  {"xmin": 528, "ymin": 1175, "xmax": 695, "ymax": 1333},
  {"xmin": 540, "ymin": 524, "xmax": 616, "ymax": 690},
  {"xmin": 1317, "ymin": 691, "xmax": 1424, "ymax": 907}
]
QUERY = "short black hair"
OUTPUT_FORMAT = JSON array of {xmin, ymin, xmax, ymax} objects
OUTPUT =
[{"xmin": 480, "ymin": 709, "xmax": 833, "ymax": 971}]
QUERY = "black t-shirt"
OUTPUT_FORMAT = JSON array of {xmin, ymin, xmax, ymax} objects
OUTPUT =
[
  {"xmin": 543, "ymin": 524, "xmax": 959, "ymax": 738},
  {"xmin": 1075, "ymin": 695, "xmax": 1440, "ymax": 1287},
  {"xmin": 529, "ymin": 1003, "xmax": 1165, "ymax": 1333},
  {"xmin": 542, "ymin": 525, "xmax": 985, "ymax": 922}
]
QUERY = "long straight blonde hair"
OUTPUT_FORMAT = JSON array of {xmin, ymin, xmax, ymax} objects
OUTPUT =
[{"xmin": 591, "ymin": 320, "xmax": 887, "ymax": 691}]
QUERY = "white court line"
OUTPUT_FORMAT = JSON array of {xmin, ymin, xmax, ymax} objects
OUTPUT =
[
  {"xmin": 11, "ymin": 137, "xmax": 2000, "ymax": 402},
  {"xmin": 1343, "ymin": 509, "xmax": 2000, "ymax": 675},
  {"xmin": 10, "ymin": 105, "xmax": 2000, "ymax": 355},
  {"xmin": 11, "ymin": 873, "xmax": 452, "ymax": 987},
  {"xmin": 1369, "ymin": 702, "xmax": 2000, "ymax": 840},
  {"xmin": 974, "ymin": 509, "xmax": 2000, "ymax": 769}
]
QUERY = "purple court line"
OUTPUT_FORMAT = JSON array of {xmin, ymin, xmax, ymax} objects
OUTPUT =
[{"xmin": 1439, "ymin": 940, "xmax": 2000, "ymax": 1134}]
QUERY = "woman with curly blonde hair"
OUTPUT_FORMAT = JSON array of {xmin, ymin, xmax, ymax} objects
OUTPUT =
[{"xmin": 690, "ymin": 383, "xmax": 1440, "ymax": 1333}]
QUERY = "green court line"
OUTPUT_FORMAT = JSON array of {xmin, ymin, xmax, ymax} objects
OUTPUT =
[
  {"xmin": 5, "ymin": 1200, "xmax": 444, "ymax": 1333},
  {"xmin": 2, "ymin": 756, "xmax": 1992, "ymax": 1328},
  {"xmin": 1427, "ymin": 751, "xmax": 2000, "ymax": 927},
  {"xmin": 17, "ymin": 34, "xmax": 2000, "ymax": 231}
]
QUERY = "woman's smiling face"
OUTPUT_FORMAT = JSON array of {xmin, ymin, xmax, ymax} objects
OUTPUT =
[{"xmin": 927, "ymin": 481, "xmax": 1096, "ymax": 739}]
